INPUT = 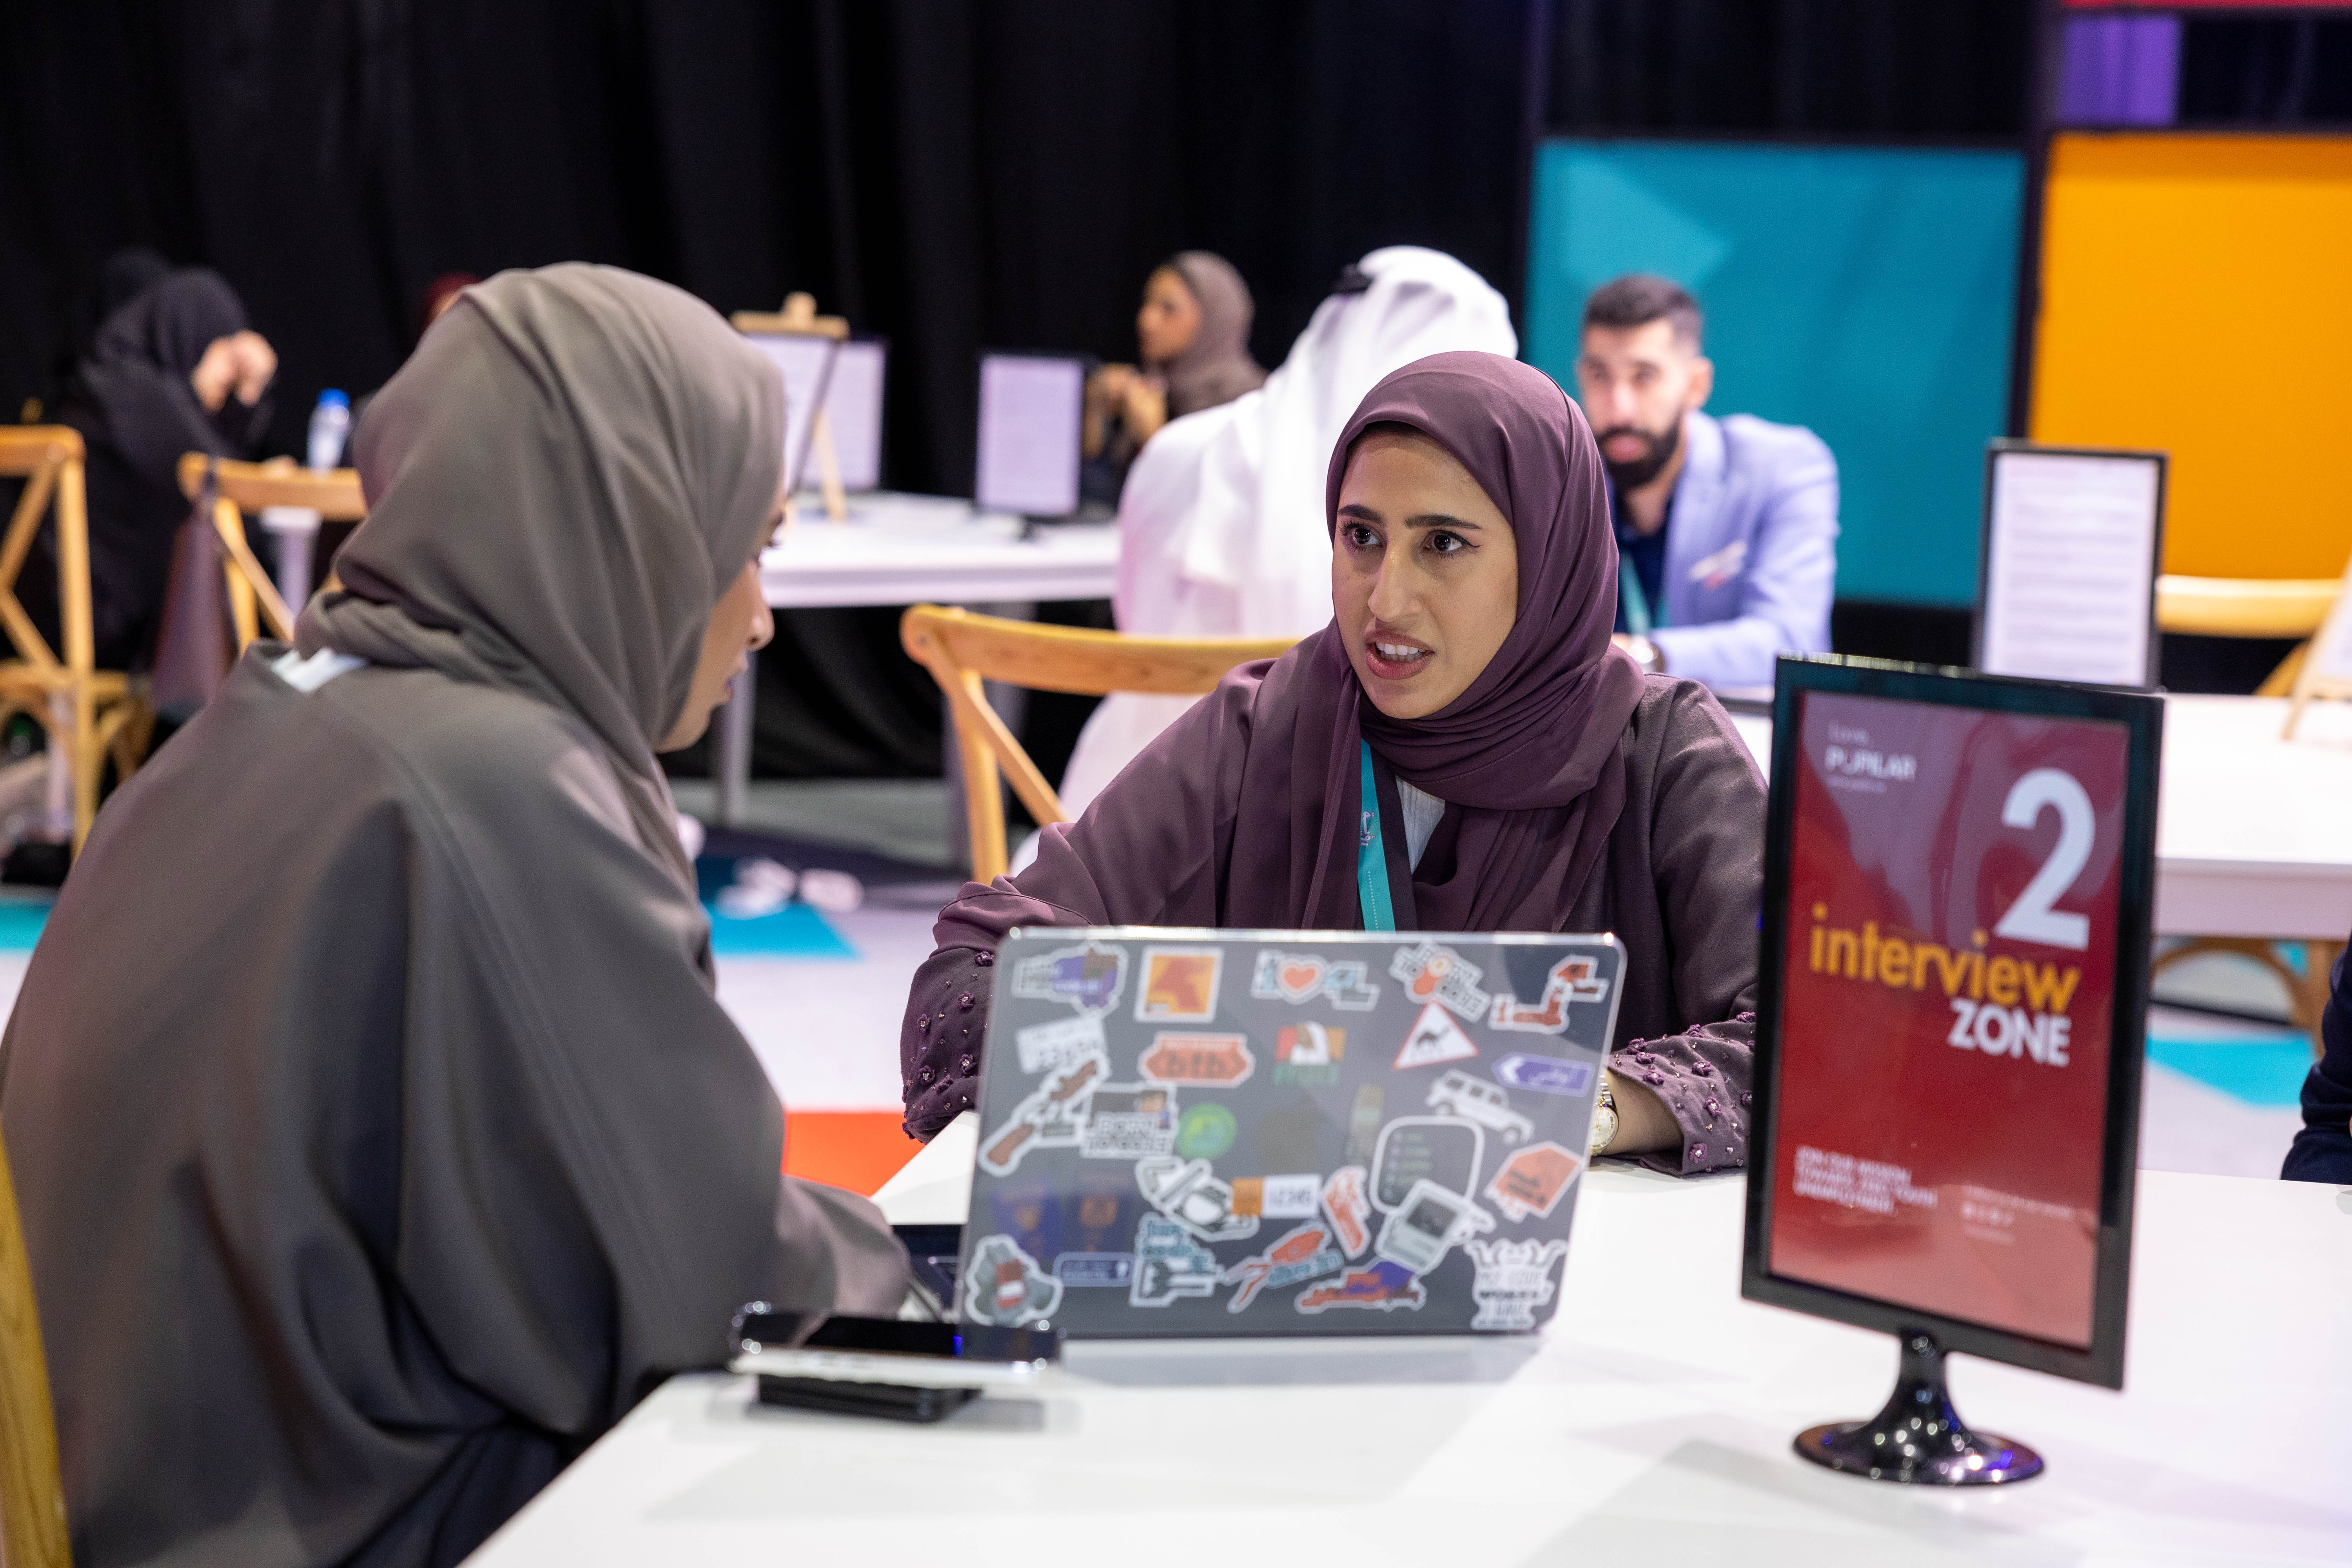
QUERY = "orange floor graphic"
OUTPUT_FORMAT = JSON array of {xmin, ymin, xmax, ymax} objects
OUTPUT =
[{"xmin": 782, "ymin": 1111, "xmax": 925, "ymax": 1197}]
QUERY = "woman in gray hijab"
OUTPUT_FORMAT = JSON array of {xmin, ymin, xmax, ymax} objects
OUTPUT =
[
  {"xmin": 0, "ymin": 264, "xmax": 907, "ymax": 1568},
  {"xmin": 1080, "ymin": 250, "xmax": 1266, "ymax": 510}
]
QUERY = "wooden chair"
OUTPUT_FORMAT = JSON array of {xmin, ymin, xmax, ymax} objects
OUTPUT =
[
  {"xmin": 900, "ymin": 605, "xmax": 1297, "ymax": 882},
  {"xmin": 0, "ymin": 428, "xmax": 154, "ymax": 855},
  {"xmin": 0, "ymin": 1122, "xmax": 71, "ymax": 1567},
  {"xmin": 2150, "ymin": 569, "xmax": 2348, "ymax": 1049},
  {"xmin": 174, "ymin": 454, "xmax": 367, "ymax": 651},
  {"xmin": 2154, "ymin": 573, "xmax": 2343, "ymax": 695}
]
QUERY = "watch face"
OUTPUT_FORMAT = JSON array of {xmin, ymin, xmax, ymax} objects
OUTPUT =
[{"xmin": 1588, "ymin": 1102, "xmax": 1619, "ymax": 1156}]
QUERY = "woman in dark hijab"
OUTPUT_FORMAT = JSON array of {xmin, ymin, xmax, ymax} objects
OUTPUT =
[
  {"xmin": 28, "ymin": 262, "xmax": 278, "ymax": 669},
  {"xmin": 907, "ymin": 351, "xmax": 1764, "ymax": 1173},
  {"xmin": 2, "ymin": 264, "xmax": 906, "ymax": 1568},
  {"xmin": 1081, "ymin": 250, "xmax": 1267, "ymax": 508}
]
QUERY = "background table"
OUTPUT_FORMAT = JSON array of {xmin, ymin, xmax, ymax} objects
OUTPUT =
[
  {"xmin": 1730, "ymin": 694, "xmax": 2352, "ymax": 940},
  {"xmin": 714, "ymin": 492, "xmax": 1118, "ymax": 824},
  {"xmin": 468, "ymin": 1158, "xmax": 2352, "ymax": 1566}
]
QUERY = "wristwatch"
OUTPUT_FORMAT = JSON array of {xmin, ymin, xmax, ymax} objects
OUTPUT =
[{"xmin": 1588, "ymin": 1074, "xmax": 1619, "ymax": 1156}]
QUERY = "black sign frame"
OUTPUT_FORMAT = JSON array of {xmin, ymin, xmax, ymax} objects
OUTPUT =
[{"xmin": 1742, "ymin": 653, "xmax": 2162, "ymax": 1390}]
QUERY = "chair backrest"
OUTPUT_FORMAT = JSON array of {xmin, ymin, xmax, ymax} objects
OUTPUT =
[
  {"xmin": 900, "ymin": 604, "xmax": 1297, "ymax": 882},
  {"xmin": 0, "ymin": 1123, "xmax": 70, "ymax": 1567},
  {"xmin": 0, "ymin": 428, "xmax": 94, "ymax": 680},
  {"xmin": 2155, "ymin": 571, "xmax": 2347, "ymax": 696},
  {"xmin": 174, "ymin": 454, "xmax": 366, "ymax": 650}
]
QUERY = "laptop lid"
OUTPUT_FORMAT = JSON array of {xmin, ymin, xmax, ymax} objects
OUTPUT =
[{"xmin": 957, "ymin": 927, "xmax": 1622, "ymax": 1338}]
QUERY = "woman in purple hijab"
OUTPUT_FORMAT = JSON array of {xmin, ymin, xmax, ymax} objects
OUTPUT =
[{"xmin": 904, "ymin": 351, "xmax": 1764, "ymax": 1174}]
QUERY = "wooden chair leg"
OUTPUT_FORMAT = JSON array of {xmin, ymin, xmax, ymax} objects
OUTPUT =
[
  {"xmin": 69, "ymin": 685, "xmax": 96, "ymax": 856},
  {"xmin": 955, "ymin": 673, "xmax": 1008, "ymax": 884},
  {"xmin": 2152, "ymin": 936, "xmax": 2339, "ymax": 1062},
  {"xmin": 103, "ymin": 699, "xmax": 154, "ymax": 784}
]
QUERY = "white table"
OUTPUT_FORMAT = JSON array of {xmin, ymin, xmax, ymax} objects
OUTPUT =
[
  {"xmin": 468, "ymin": 1154, "xmax": 2352, "ymax": 1566},
  {"xmin": 1731, "ymin": 694, "xmax": 2352, "ymax": 941},
  {"xmin": 714, "ymin": 492, "xmax": 1118, "ymax": 823}
]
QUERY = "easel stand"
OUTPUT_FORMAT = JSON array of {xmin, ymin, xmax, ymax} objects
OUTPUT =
[
  {"xmin": 730, "ymin": 292, "xmax": 851, "ymax": 526},
  {"xmin": 1794, "ymin": 1330, "xmax": 2045, "ymax": 1486}
]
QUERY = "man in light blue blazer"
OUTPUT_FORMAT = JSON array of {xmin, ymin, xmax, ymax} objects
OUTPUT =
[{"xmin": 1574, "ymin": 275, "xmax": 1838, "ymax": 691}]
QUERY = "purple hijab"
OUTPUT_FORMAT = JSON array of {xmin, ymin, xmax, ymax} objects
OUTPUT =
[{"xmin": 940, "ymin": 350, "xmax": 1644, "ymax": 946}]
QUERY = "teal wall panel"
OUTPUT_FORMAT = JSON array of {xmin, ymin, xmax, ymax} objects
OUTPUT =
[{"xmin": 1525, "ymin": 140, "xmax": 2025, "ymax": 607}]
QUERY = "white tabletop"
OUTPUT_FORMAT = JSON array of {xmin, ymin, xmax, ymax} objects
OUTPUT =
[
  {"xmin": 1730, "ymin": 693, "xmax": 2352, "ymax": 941},
  {"xmin": 760, "ymin": 491, "xmax": 1118, "ymax": 609},
  {"xmin": 468, "ymin": 1164, "xmax": 2352, "ymax": 1566}
]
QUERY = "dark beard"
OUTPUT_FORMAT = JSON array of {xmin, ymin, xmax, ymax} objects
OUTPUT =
[{"xmin": 1595, "ymin": 419, "xmax": 1682, "ymax": 491}]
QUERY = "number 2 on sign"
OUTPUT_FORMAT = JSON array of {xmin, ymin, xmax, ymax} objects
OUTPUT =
[{"xmin": 1992, "ymin": 768, "xmax": 2093, "ymax": 951}]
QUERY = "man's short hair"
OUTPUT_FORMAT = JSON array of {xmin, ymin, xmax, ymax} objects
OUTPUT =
[{"xmin": 1582, "ymin": 274, "xmax": 1702, "ymax": 351}]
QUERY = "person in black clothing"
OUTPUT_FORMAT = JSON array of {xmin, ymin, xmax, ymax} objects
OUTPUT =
[
  {"xmin": 2281, "ymin": 935, "xmax": 2352, "ymax": 1183},
  {"xmin": 28, "ymin": 260, "xmax": 277, "ymax": 670}
]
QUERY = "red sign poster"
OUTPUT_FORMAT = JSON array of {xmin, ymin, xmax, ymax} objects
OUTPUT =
[{"xmin": 1769, "ymin": 691, "xmax": 2128, "ymax": 1348}]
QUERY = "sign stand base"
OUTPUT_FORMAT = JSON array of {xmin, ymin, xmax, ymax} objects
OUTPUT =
[{"xmin": 1793, "ymin": 1330, "xmax": 2045, "ymax": 1485}]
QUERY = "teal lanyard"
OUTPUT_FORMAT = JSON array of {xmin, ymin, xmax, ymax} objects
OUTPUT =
[
  {"xmin": 1356, "ymin": 741, "xmax": 1396, "ymax": 932},
  {"xmin": 1618, "ymin": 556, "xmax": 1654, "ymax": 637}
]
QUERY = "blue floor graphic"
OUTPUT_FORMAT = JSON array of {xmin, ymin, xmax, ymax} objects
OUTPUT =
[
  {"xmin": 707, "ymin": 902, "xmax": 857, "ymax": 959},
  {"xmin": 2147, "ymin": 1036, "xmax": 2312, "ymax": 1108},
  {"xmin": 0, "ymin": 902, "xmax": 48, "ymax": 951},
  {"xmin": 0, "ymin": 895, "xmax": 856, "ymax": 960}
]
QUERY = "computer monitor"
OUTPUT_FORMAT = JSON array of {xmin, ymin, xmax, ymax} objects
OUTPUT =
[
  {"xmin": 742, "ymin": 332, "xmax": 840, "ymax": 495},
  {"xmin": 1744, "ymin": 654, "xmax": 2159, "ymax": 1395},
  {"xmin": 822, "ymin": 337, "xmax": 887, "ymax": 492},
  {"xmin": 975, "ymin": 352, "xmax": 1086, "ymax": 519},
  {"xmin": 1976, "ymin": 441, "xmax": 2167, "ymax": 689}
]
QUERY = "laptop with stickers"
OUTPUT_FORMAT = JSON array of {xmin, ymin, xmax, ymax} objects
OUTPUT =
[{"xmin": 956, "ymin": 927, "xmax": 1622, "ymax": 1338}]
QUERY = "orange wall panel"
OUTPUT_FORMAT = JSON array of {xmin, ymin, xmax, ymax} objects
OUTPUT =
[{"xmin": 2031, "ymin": 134, "xmax": 2352, "ymax": 580}]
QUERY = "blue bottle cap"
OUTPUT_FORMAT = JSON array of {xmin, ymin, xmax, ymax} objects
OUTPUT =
[{"xmin": 317, "ymin": 388, "xmax": 350, "ymax": 410}]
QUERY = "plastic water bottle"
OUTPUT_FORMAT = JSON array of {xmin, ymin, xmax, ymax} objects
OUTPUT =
[{"xmin": 306, "ymin": 389, "xmax": 350, "ymax": 472}]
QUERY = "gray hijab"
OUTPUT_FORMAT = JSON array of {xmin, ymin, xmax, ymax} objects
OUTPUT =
[
  {"xmin": 1158, "ymin": 251, "xmax": 1268, "ymax": 418},
  {"xmin": 299, "ymin": 263, "xmax": 782, "ymax": 889}
]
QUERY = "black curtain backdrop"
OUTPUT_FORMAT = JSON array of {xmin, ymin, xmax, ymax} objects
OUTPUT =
[
  {"xmin": 3, "ymin": 0, "xmax": 1537, "ymax": 777},
  {"xmin": 11, "ymin": 0, "xmax": 2163, "ymax": 780}
]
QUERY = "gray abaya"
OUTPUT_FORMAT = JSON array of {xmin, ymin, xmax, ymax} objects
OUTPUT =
[{"xmin": 0, "ymin": 265, "xmax": 907, "ymax": 1568}]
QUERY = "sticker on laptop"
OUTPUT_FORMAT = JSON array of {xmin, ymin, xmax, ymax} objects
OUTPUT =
[
  {"xmin": 1371, "ymin": 1116, "xmax": 1485, "ymax": 1210},
  {"xmin": 1425, "ymin": 1069, "xmax": 1534, "ymax": 1143},
  {"xmin": 1490, "ymin": 955, "xmax": 1613, "ymax": 1034},
  {"xmin": 1464, "ymin": 1238, "xmax": 1571, "ymax": 1331},
  {"xmin": 1135, "ymin": 1155, "xmax": 1259, "ymax": 1242},
  {"xmin": 1485, "ymin": 1141, "xmax": 1586, "ymax": 1225},
  {"xmin": 1294, "ymin": 1259, "xmax": 1426, "ymax": 1314},
  {"xmin": 1393, "ymin": 1002, "xmax": 1479, "ymax": 1071},
  {"xmin": 1272, "ymin": 1022, "xmax": 1345, "ymax": 1086},
  {"xmin": 1232, "ymin": 1173, "xmax": 1322, "ymax": 1221},
  {"xmin": 1374, "ymin": 1178, "xmax": 1495, "ymax": 1274},
  {"xmin": 1131, "ymin": 1214, "xmax": 1220, "ymax": 1307},
  {"xmin": 1492, "ymin": 1053, "xmax": 1597, "ymax": 1098},
  {"xmin": 1139, "ymin": 1032, "xmax": 1255, "ymax": 1087},
  {"xmin": 977, "ymin": 1053, "xmax": 1107, "ymax": 1175},
  {"xmin": 1249, "ymin": 951, "xmax": 1380, "ymax": 1011},
  {"xmin": 1015, "ymin": 1013, "xmax": 1109, "ymax": 1075},
  {"xmin": 1320, "ymin": 1165, "xmax": 1375, "ymax": 1256},
  {"xmin": 1012, "ymin": 940, "xmax": 1127, "ymax": 1018},
  {"xmin": 1221, "ymin": 1222, "xmax": 1347, "ymax": 1311},
  {"xmin": 1053, "ymin": 1252, "xmax": 1136, "ymax": 1288},
  {"xmin": 1135, "ymin": 946, "xmax": 1223, "ymax": 1022},
  {"xmin": 1175, "ymin": 1102, "xmax": 1238, "ymax": 1160},
  {"xmin": 1079, "ymin": 1083, "xmax": 1177, "ymax": 1159},
  {"xmin": 965, "ymin": 1234, "xmax": 1062, "ymax": 1327},
  {"xmin": 1388, "ymin": 940, "xmax": 1490, "ymax": 1021}
]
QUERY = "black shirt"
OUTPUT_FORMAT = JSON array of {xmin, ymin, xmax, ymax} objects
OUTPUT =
[
  {"xmin": 2282, "ymin": 938, "xmax": 2352, "ymax": 1183},
  {"xmin": 1610, "ymin": 485, "xmax": 1671, "ymax": 634}
]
